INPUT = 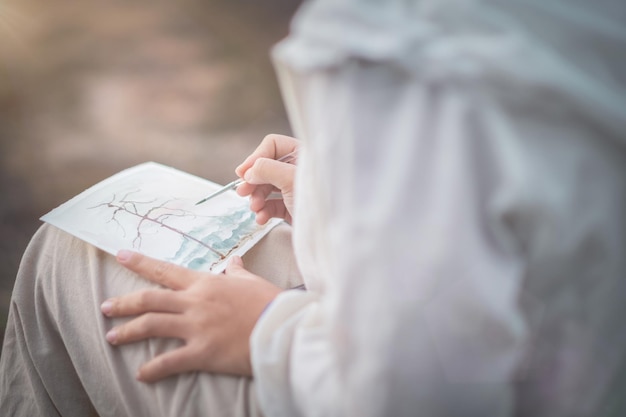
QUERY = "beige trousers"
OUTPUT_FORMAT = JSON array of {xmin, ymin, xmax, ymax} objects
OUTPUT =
[{"xmin": 0, "ymin": 223, "xmax": 302, "ymax": 417}]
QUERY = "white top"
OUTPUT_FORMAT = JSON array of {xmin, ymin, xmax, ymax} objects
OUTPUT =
[{"xmin": 251, "ymin": 1, "xmax": 626, "ymax": 416}]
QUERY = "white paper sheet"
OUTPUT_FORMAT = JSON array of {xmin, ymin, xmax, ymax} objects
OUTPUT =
[{"xmin": 41, "ymin": 162, "xmax": 282, "ymax": 273}]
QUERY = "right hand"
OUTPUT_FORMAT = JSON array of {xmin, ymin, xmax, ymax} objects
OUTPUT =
[{"xmin": 235, "ymin": 134, "xmax": 300, "ymax": 225}]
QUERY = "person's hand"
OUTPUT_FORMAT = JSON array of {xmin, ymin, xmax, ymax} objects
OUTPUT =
[
  {"xmin": 101, "ymin": 250, "xmax": 282, "ymax": 382},
  {"xmin": 235, "ymin": 134, "xmax": 299, "ymax": 225}
]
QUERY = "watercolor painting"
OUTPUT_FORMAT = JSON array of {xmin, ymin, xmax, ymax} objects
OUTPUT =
[{"xmin": 41, "ymin": 162, "xmax": 282, "ymax": 273}]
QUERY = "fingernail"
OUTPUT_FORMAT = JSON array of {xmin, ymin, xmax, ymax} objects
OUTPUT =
[
  {"xmin": 117, "ymin": 250, "xmax": 132, "ymax": 263},
  {"xmin": 106, "ymin": 329, "xmax": 118, "ymax": 344},
  {"xmin": 101, "ymin": 300, "xmax": 113, "ymax": 315},
  {"xmin": 244, "ymin": 170, "xmax": 253, "ymax": 182}
]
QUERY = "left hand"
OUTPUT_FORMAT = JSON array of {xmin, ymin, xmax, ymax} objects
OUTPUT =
[{"xmin": 101, "ymin": 250, "xmax": 282, "ymax": 382}]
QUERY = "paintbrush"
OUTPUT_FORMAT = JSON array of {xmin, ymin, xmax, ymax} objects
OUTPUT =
[{"xmin": 195, "ymin": 149, "xmax": 298, "ymax": 205}]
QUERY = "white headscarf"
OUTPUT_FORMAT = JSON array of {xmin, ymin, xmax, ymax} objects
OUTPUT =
[{"xmin": 275, "ymin": 0, "xmax": 626, "ymax": 146}]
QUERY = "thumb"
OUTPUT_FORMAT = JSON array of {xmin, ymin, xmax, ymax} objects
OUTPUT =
[
  {"xmin": 225, "ymin": 255, "xmax": 245, "ymax": 274},
  {"xmin": 224, "ymin": 255, "xmax": 264, "ymax": 281}
]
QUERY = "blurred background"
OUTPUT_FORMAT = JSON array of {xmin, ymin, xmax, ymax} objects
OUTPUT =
[{"xmin": 0, "ymin": 0, "xmax": 302, "ymax": 351}]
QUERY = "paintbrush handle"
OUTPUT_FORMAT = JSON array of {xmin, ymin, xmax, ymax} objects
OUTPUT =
[{"xmin": 195, "ymin": 149, "xmax": 298, "ymax": 205}]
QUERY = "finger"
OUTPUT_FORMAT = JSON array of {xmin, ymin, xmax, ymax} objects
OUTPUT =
[
  {"xmin": 249, "ymin": 186, "xmax": 280, "ymax": 212},
  {"xmin": 224, "ymin": 256, "xmax": 263, "ymax": 281},
  {"xmin": 244, "ymin": 158, "xmax": 296, "ymax": 191},
  {"xmin": 225, "ymin": 255, "xmax": 250, "ymax": 276},
  {"xmin": 222, "ymin": 255, "xmax": 243, "ymax": 274},
  {"xmin": 101, "ymin": 289, "xmax": 186, "ymax": 317},
  {"xmin": 235, "ymin": 180, "xmax": 256, "ymax": 197},
  {"xmin": 235, "ymin": 134, "xmax": 298, "ymax": 178},
  {"xmin": 106, "ymin": 312, "xmax": 185, "ymax": 345},
  {"xmin": 136, "ymin": 344, "xmax": 201, "ymax": 382},
  {"xmin": 255, "ymin": 201, "xmax": 290, "ymax": 225},
  {"xmin": 117, "ymin": 251, "xmax": 198, "ymax": 290},
  {"xmin": 236, "ymin": 181, "xmax": 275, "ymax": 199},
  {"xmin": 227, "ymin": 255, "xmax": 244, "ymax": 269}
]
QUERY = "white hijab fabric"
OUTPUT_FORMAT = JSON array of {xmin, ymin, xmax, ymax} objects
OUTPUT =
[{"xmin": 251, "ymin": 1, "xmax": 626, "ymax": 416}]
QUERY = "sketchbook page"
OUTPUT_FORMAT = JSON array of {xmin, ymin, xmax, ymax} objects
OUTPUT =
[{"xmin": 41, "ymin": 162, "xmax": 283, "ymax": 273}]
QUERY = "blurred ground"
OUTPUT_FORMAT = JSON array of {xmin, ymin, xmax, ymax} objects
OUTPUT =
[{"xmin": 0, "ymin": 0, "xmax": 301, "ymax": 351}]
